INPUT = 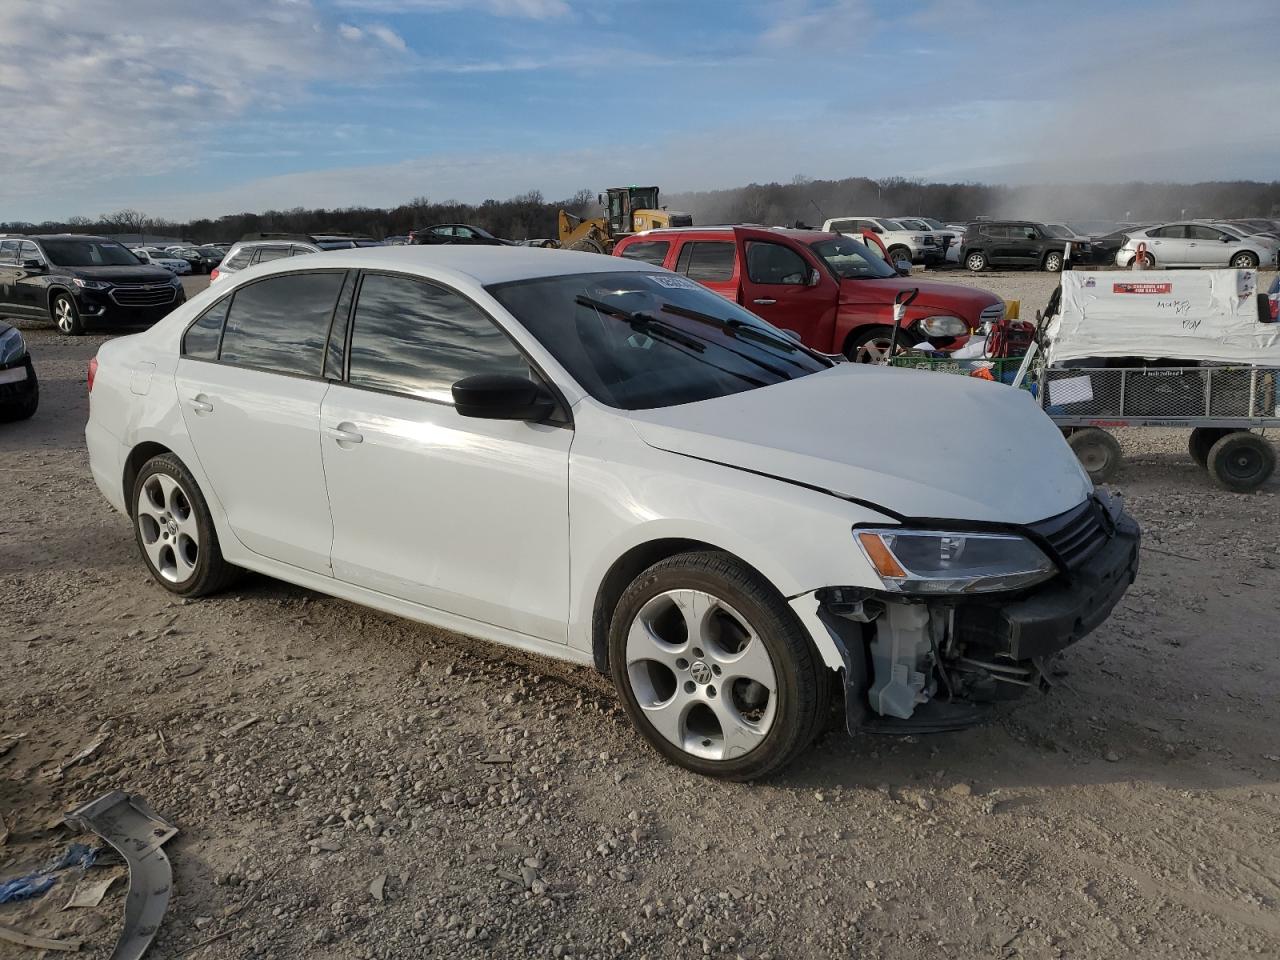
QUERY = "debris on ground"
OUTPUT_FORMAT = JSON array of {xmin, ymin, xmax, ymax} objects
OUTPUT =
[
  {"xmin": 0, "ymin": 923, "xmax": 83, "ymax": 953},
  {"xmin": 63, "ymin": 873, "xmax": 120, "ymax": 909}
]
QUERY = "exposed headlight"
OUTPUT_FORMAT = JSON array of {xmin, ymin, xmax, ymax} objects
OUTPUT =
[
  {"xmin": 918, "ymin": 315, "xmax": 969, "ymax": 337},
  {"xmin": 856, "ymin": 528, "xmax": 1055, "ymax": 594},
  {"xmin": 170, "ymin": 274, "xmax": 184, "ymax": 285},
  {"xmin": 72, "ymin": 278, "xmax": 111, "ymax": 290},
  {"xmin": 0, "ymin": 327, "xmax": 27, "ymax": 365}
]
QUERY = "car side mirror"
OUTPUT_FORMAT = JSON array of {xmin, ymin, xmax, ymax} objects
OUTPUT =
[
  {"xmin": 806, "ymin": 268, "xmax": 821, "ymax": 287},
  {"xmin": 21, "ymin": 259, "xmax": 44, "ymax": 270},
  {"xmin": 895, "ymin": 259, "xmax": 912, "ymax": 276},
  {"xmin": 452, "ymin": 374, "xmax": 556, "ymax": 422}
]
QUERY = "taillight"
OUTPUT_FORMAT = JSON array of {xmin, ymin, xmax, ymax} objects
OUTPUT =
[
  {"xmin": 88, "ymin": 356, "xmax": 98, "ymax": 393},
  {"xmin": 209, "ymin": 268, "xmax": 219, "ymax": 281},
  {"xmin": 1270, "ymin": 296, "xmax": 1279, "ymax": 322}
]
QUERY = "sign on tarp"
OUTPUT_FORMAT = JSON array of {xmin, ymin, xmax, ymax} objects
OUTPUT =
[{"xmin": 1046, "ymin": 270, "xmax": 1279, "ymax": 365}]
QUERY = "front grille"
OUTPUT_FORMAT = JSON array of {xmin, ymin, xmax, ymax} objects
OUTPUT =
[
  {"xmin": 110, "ymin": 285, "xmax": 177, "ymax": 307},
  {"xmin": 979, "ymin": 303, "xmax": 1006, "ymax": 324},
  {"xmin": 1029, "ymin": 499, "xmax": 1107, "ymax": 570}
]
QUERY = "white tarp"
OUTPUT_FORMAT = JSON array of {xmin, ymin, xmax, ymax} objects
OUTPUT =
[{"xmin": 1046, "ymin": 269, "xmax": 1280, "ymax": 365}]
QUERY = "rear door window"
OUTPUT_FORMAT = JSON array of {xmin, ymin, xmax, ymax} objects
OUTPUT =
[
  {"xmin": 253, "ymin": 246, "xmax": 291, "ymax": 264},
  {"xmin": 675, "ymin": 241, "xmax": 735, "ymax": 282},
  {"xmin": 0, "ymin": 241, "xmax": 20, "ymax": 264},
  {"xmin": 182, "ymin": 297, "xmax": 230, "ymax": 360},
  {"xmin": 618, "ymin": 240, "xmax": 671, "ymax": 266},
  {"xmin": 345, "ymin": 273, "xmax": 529, "ymax": 403},
  {"xmin": 218, "ymin": 272, "xmax": 345, "ymax": 377}
]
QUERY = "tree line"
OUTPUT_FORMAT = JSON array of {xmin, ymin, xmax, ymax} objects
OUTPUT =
[{"xmin": 5, "ymin": 178, "xmax": 1280, "ymax": 243}]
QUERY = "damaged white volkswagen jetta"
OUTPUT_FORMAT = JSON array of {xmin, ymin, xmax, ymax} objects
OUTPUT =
[{"xmin": 86, "ymin": 246, "xmax": 1139, "ymax": 779}]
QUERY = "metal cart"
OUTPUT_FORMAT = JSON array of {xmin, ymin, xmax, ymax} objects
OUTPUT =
[{"xmin": 887, "ymin": 354, "xmax": 1279, "ymax": 491}]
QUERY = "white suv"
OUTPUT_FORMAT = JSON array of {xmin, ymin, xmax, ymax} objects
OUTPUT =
[
  {"xmin": 822, "ymin": 217, "xmax": 934, "ymax": 265},
  {"xmin": 210, "ymin": 234, "xmax": 377, "ymax": 284}
]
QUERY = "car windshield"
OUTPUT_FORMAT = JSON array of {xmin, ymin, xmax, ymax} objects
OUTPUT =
[
  {"xmin": 42, "ymin": 239, "xmax": 141, "ymax": 267},
  {"xmin": 488, "ymin": 270, "xmax": 833, "ymax": 411},
  {"xmin": 809, "ymin": 236, "xmax": 898, "ymax": 279}
]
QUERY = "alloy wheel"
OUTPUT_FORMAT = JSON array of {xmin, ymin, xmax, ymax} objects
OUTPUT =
[
  {"xmin": 54, "ymin": 298, "xmax": 75, "ymax": 334},
  {"xmin": 136, "ymin": 473, "xmax": 200, "ymax": 584},
  {"xmin": 624, "ymin": 589, "xmax": 778, "ymax": 761}
]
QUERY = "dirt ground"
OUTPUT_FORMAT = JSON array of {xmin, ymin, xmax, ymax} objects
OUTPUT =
[{"xmin": 1, "ymin": 268, "xmax": 1278, "ymax": 959}]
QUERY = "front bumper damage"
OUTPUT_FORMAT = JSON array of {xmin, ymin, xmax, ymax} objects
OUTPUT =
[{"xmin": 808, "ymin": 497, "xmax": 1140, "ymax": 734}]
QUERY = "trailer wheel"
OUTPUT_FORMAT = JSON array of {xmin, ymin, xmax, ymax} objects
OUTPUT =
[
  {"xmin": 1068, "ymin": 427, "xmax": 1122, "ymax": 483},
  {"xmin": 1188, "ymin": 427, "xmax": 1233, "ymax": 467},
  {"xmin": 1206, "ymin": 431, "xmax": 1275, "ymax": 492}
]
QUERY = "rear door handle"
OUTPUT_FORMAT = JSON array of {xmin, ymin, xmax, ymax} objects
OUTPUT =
[
  {"xmin": 752, "ymin": 298, "xmax": 777, "ymax": 305},
  {"xmin": 188, "ymin": 395, "xmax": 214, "ymax": 414},
  {"xmin": 326, "ymin": 423, "xmax": 363, "ymax": 445}
]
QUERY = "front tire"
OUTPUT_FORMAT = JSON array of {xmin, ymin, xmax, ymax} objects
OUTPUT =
[
  {"xmin": 965, "ymin": 251, "xmax": 988, "ymax": 272},
  {"xmin": 845, "ymin": 324, "xmax": 908, "ymax": 364},
  {"xmin": 608, "ymin": 551, "xmax": 828, "ymax": 780},
  {"xmin": 51, "ymin": 293, "xmax": 84, "ymax": 336},
  {"xmin": 1230, "ymin": 251, "xmax": 1259, "ymax": 269},
  {"xmin": 132, "ymin": 453, "xmax": 238, "ymax": 597}
]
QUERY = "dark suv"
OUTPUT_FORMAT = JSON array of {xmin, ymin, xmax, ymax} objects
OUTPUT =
[
  {"xmin": 0, "ymin": 235, "xmax": 185, "ymax": 335},
  {"xmin": 959, "ymin": 221, "xmax": 1089, "ymax": 272}
]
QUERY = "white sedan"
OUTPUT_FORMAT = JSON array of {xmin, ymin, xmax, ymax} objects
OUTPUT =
[
  {"xmin": 132, "ymin": 247, "xmax": 193, "ymax": 275},
  {"xmin": 85, "ymin": 247, "xmax": 1139, "ymax": 778}
]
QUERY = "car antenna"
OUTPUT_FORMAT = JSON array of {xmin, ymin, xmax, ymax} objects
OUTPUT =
[{"xmin": 809, "ymin": 199, "xmax": 827, "ymax": 225}]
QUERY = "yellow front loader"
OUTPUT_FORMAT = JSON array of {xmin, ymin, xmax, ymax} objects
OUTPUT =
[{"xmin": 558, "ymin": 186, "xmax": 691, "ymax": 253}]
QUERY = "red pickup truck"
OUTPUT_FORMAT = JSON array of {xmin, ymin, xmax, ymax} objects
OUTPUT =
[{"xmin": 614, "ymin": 226, "xmax": 1005, "ymax": 361}]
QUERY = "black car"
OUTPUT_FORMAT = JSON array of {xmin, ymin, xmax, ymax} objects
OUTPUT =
[
  {"xmin": 0, "ymin": 235, "xmax": 185, "ymax": 335},
  {"xmin": 959, "ymin": 220, "xmax": 1089, "ymax": 272},
  {"xmin": 411, "ymin": 224, "xmax": 512, "ymax": 246},
  {"xmin": 0, "ymin": 320, "xmax": 38, "ymax": 421},
  {"xmin": 170, "ymin": 245, "xmax": 224, "ymax": 274}
]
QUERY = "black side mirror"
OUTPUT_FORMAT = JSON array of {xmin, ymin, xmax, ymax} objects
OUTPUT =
[{"xmin": 452, "ymin": 374, "xmax": 555, "ymax": 422}]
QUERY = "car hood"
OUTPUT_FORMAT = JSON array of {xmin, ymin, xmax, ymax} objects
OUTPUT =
[
  {"xmin": 67, "ymin": 265, "xmax": 175, "ymax": 283},
  {"xmin": 841, "ymin": 278, "xmax": 1002, "ymax": 316},
  {"xmin": 626, "ymin": 363, "xmax": 1091, "ymax": 525}
]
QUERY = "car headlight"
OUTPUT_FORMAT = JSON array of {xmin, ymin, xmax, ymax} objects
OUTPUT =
[
  {"xmin": 72, "ymin": 278, "xmax": 111, "ymax": 290},
  {"xmin": 918, "ymin": 315, "xmax": 969, "ymax": 337},
  {"xmin": 170, "ymin": 274, "xmax": 184, "ymax": 285},
  {"xmin": 856, "ymin": 528, "xmax": 1055, "ymax": 594},
  {"xmin": 0, "ymin": 327, "xmax": 27, "ymax": 365},
  {"xmin": 912, "ymin": 235, "xmax": 926, "ymax": 244}
]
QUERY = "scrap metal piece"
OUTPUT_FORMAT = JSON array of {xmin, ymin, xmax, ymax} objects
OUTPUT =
[
  {"xmin": 64, "ymin": 792, "xmax": 177, "ymax": 960},
  {"xmin": 0, "ymin": 922, "xmax": 82, "ymax": 952}
]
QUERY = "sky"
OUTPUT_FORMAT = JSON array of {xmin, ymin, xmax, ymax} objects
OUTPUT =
[{"xmin": 1, "ymin": 0, "xmax": 1278, "ymax": 222}]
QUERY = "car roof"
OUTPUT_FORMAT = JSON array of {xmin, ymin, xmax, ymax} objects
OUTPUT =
[
  {"xmin": 27, "ymin": 234, "xmax": 113, "ymax": 241},
  {"xmin": 251, "ymin": 244, "xmax": 659, "ymax": 286}
]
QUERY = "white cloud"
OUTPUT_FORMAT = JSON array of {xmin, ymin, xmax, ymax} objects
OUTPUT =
[
  {"xmin": 760, "ymin": 0, "xmax": 873, "ymax": 52},
  {"xmin": 0, "ymin": 0, "xmax": 404, "ymax": 212},
  {"xmin": 334, "ymin": 0, "xmax": 570, "ymax": 17}
]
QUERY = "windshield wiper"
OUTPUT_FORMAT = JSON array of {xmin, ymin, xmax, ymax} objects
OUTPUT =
[
  {"xmin": 659, "ymin": 303, "xmax": 831, "ymax": 370},
  {"xmin": 574, "ymin": 295, "xmax": 768, "ymax": 388}
]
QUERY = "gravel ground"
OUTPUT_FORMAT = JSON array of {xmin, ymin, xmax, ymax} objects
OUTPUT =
[{"xmin": 1, "ymin": 268, "xmax": 1278, "ymax": 959}]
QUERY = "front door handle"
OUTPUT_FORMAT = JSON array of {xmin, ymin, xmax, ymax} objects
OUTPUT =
[
  {"xmin": 188, "ymin": 395, "xmax": 214, "ymax": 414},
  {"xmin": 752, "ymin": 298, "xmax": 777, "ymax": 305},
  {"xmin": 326, "ymin": 423, "xmax": 363, "ymax": 445}
]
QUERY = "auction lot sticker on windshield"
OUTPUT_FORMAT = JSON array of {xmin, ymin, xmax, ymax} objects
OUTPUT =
[{"xmin": 647, "ymin": 275, "xmax": 702, "ymax": 291}]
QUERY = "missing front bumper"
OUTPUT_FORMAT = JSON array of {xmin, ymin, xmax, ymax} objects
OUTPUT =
[{"xmin": 814, "ymin": 509, "xmax": 1140, "ymax": 734}]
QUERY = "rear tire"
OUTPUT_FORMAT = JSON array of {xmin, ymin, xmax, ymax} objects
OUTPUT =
[
  {"xmin": 132, "ymin": 454, "xmax": 239, "ymax": 597},
  {"xmin": 1230, "ymin": 251, "xmax": 1259, "ymax": 269},
  {"xmin": 1188, "ymin": 427, "xmax": 1233, "ymax": 467},
  {"xmin": 1206, "ymin": 431, "xmax": 1275, "ymax": 492},
  {"xmin": 965, "ymin": 251, "xmax": 988, "ymax": 272},
  {"xmin": 51, "ymin": 293, "xmax": 84, "ymax": 336},
  {"xmin": 1128, "ymin": 252, "xmax": 1156, "ymax": 268},
  {"xmin": 1068, "ymin": 427, "xmax": 1122, "ymax": 483},
  {"xmin": 1043, "ymin": 251, "xmax": 1064, "ymax": 272},
  {"xmin": 608, "ymin": 551, "xmax": 829, "ymax": 781}
]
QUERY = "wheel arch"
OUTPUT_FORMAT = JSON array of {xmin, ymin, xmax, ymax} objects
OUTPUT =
[
  {"xmin": 46, "ymin": 285, "xmax": 75, "ymax": 314},
  {"xmin": 590, "ymin": 537, "xmax": 783, "ymax": 674},
  {"xmin": 122, "ymin": 441, "xmax": 176, "ymax": 517}
]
